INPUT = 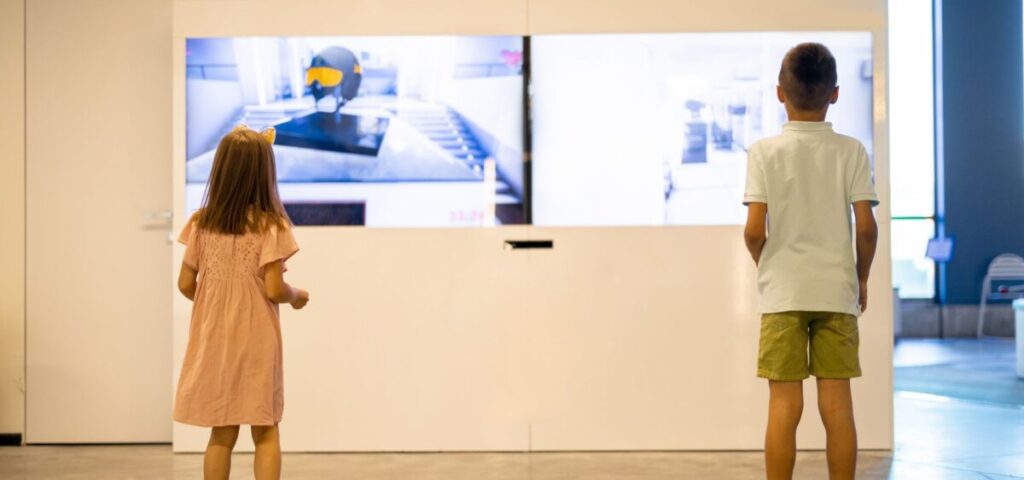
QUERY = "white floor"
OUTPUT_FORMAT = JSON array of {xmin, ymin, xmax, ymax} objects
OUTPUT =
[{"xmin": 3, "ymin": 339, "xmax": 1023, "ymax": 479}]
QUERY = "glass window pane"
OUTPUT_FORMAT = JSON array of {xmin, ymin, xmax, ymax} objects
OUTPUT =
[
  {"xmin": 888, "ymin": 0, "xmax": 936, "ymax": 217},
  {"xmin": 892, "ymin": 219, "xmax": 936, "ymax": 299}
]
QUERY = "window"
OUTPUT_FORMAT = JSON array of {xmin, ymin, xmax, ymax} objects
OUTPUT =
[{"xmin": 888, "ymin": 0, "xmax": 937, "ymax": 299}]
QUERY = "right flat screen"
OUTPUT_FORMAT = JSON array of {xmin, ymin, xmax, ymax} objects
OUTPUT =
[{"xmin": 531, "ymin": 32, "xmax": 873, "ymax": 226}]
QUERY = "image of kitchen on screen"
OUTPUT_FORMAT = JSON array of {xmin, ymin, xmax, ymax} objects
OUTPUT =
[
  {"xmin": 530, "ymin": 31, "xmax": 873, "ymax": 226},
  {"xmin": 186, "ymin": 36, "xmax": 525, "ymax": 227}
]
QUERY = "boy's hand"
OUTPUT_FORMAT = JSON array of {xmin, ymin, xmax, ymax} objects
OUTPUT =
[
  {"xmin": 744, "ymin": 203, "xmax": 768, "ymax": 265},
  {"xmin": 853, "ymin": 201, "xmax": 877, "ymax": 315},
  {"xmin": 859, "ymin": 281, "xmax": 868, "ymax": 313},
  {"xmin": 291, "ymin": 289, "xmax": 310, "ymax": 310}
]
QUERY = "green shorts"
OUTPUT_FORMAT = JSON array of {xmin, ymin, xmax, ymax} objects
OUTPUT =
[{"xmin": 757, "ymin": 311, "xmax": 861, "ymax": 381}]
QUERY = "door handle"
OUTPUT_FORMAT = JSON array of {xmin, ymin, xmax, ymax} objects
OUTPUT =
[
  {"xmin": 143, "ymin": 210, "xmax": 173, "ymax": 222},
  {"xmin": 142, "ymin": 210, "xmax": 174, "ymax": 243}
]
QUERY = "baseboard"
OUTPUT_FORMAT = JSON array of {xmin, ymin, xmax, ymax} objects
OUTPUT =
[
  {"xmin": 0, "ymin": 433, "xmax": 23, "ymax": 446},
  {"xmin": 899, "ymin": 302, "xmax": 1017, "ymax": 338}
]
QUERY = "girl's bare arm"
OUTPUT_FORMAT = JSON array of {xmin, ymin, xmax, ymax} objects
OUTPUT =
[
  {"xmin": 178, "ymin": 263, "xmax": 198, "ymax": 301},
  {"xmin": 264, "ymin": 260, "xmax": 309, "ymax": 309}
]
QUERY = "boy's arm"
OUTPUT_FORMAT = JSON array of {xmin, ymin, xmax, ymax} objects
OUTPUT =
[
  {"xmin": 178, "ymin": 263, "xmax": 198, "ymax": 301},
  {"xmin": 744, "ymin": 202, "xmax": 768, "ymax": 265},
  {"xmin": 853, "ymin": 200, "xmax": 878, "ymax": 312}
]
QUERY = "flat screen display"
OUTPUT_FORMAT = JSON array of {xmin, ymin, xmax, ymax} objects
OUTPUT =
[
  {"xmin": 186, "ymin": 36, "xmax": 526, "ymax": 227},
  {"xmin": 530, "ymin": 32, "xmax": 874, "ymax": 226}
]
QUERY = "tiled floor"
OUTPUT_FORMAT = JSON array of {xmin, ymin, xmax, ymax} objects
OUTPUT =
[
  {"xmin": 0, "ymin": 447, "xmax": 896, "ymax": 479},
  {"xmin": 889, "ymin": 338, "xmax": 1024, "ymax": 478},
  {"xmin": 892, "ymin": 391, "xmax": 1024, "ymax": 478},
  {"xmin": 2, "ymin": 340, "xmax": 1023, "ymax": 479},
  {"xmin": 894, "ymin": 338, "xmax": 1024, "ymax": 405}
]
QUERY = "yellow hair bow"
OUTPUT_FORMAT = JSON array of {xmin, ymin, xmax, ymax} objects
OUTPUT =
[{"xmin": 233, "ymin": 124, "xmax": 276, "ymax": 145}]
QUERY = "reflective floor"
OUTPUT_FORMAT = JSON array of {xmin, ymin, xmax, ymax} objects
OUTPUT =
[
  {"xmin": 2, "ymin": 340, "xmax": 1023, "ymax": 479},
  {"xmin": 890, "ymin": 338, "xmax": 1024, "ymax": 478}
]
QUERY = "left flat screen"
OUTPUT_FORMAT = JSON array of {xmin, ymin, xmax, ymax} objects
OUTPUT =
[{"xmin": 185, "ymin": 36, "xmax": 526, "ymax": 227}]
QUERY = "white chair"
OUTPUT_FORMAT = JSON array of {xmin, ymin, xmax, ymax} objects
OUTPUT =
[{"xmin": 977, "ymin": 253, "xmax": 1024, "ymax": 337}]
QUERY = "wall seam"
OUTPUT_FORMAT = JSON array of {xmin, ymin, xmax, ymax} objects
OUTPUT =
[{"xmin": 21, "ymin": 0, "xmax": 28, "ymax": 444}]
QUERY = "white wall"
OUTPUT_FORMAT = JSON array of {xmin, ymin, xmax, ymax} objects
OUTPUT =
[
  {"xmin": 0, "ymin": 0, "xmax": 890, "ymax": 450},
  {"xmin": 531, "ymin": 0, "xmax": 893, "ymax": 450},
  {"xmin": 25, "ymin": 0, "xmax": 173, "ymax": 443},
  {"xmin": 173, "ymin": 0, "xmax": 891, "ymax": 452},
  {"xmin": 0, "ymin": 0, "xmax": 25, "ymax": 439}
]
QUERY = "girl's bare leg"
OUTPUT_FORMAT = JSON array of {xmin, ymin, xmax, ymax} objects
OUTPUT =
[
  {"xmin": 252, "ymin": 424, "xmax": 282, "ymax": 480},
  {"xmin": 204, "ymin": 425, "xmax": 239, "ymax": 480}
]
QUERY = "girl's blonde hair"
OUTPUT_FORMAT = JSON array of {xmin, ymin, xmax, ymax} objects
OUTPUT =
[{"xmin": 196, "ymin": 127, "xmax": 290, "ymax": 235}]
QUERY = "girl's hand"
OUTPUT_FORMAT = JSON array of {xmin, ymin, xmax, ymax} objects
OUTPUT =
[{"xmin": 291, "ymin": 289, "xmax": 309, "ymax": 310}]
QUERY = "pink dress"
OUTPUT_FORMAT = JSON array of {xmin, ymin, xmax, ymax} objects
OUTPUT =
[{"xmin": 173, "ymin": 219, "xmax": 299, "ymax": 427}]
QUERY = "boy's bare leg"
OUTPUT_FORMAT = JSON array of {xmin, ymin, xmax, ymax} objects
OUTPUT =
[
  {"xmin": 817, "ymin": 379, "xmax": 857, "ymax": 480},
  {"xmin": 204, "ymin": 425, "xmax": 239, "ymax": 480},
  {"xmin": 766, "ymin": 381, "xmax": 804, "ymax": 480},
  {"xmin": 252, "ymin": 424, "xmax": 282, "ymax": 480}
]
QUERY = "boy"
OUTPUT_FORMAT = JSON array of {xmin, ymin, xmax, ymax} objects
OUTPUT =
[{"xmin": 743, "ymin": 43, "xmax": 879, "ymax": 480}]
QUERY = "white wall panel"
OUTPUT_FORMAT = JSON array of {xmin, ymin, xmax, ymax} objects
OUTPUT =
[
  {"xmin": 173, "ymin": 0, "xmax": 528, "ymax": 38},
  {"xmin": 0, "ymin": 0, "xmax": 26, "ymax": 438},
  {"xmin": 172, "ymin": 0, "xmax": 892, "ymax": 452},
  {"xmin": 524, "ymin": 0, "xmax": 893, "ymax": 450},
  {"xmin": 528, "ymin": 0, "xmax": 885, "ymax": 35},
  {"xmin": 26, "ymin": 0, "xmax": 173, "ymax": 443}
]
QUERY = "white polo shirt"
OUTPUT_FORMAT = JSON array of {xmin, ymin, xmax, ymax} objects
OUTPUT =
[{"xmin": 743, "ymin": 121, "xmax": 879, "ymax": 316}]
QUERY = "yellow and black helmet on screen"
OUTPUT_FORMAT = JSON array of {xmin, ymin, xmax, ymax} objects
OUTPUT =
[{"xmin": 306, "ymin": 46, "xmax": 362, "ymax": 109}]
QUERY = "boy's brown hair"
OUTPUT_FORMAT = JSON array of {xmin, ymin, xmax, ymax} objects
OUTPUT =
[
  {"xmin": 778, "ymin": 42, "xmax": 838, "ymax": 111},
  {"xmin": 196, "ymin": 128, "xmax": 290, "ymax": 235}
]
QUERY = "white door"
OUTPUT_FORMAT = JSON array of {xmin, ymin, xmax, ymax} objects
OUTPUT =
[{"xmin": 25, "ymin": 0, "xmax": 173, "ymax": 443}]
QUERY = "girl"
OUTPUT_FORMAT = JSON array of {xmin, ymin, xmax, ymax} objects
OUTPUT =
[{"xmin": 175, "ymin": 125, "xmax": 309, "ymax": 480}]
